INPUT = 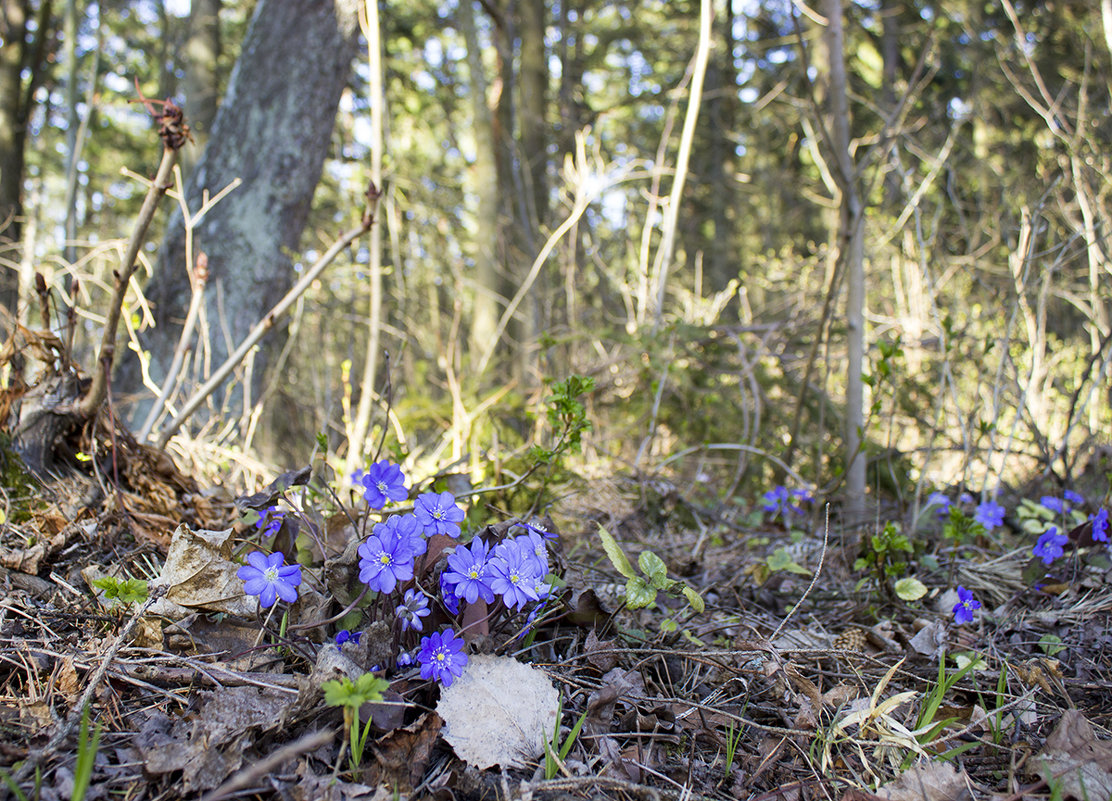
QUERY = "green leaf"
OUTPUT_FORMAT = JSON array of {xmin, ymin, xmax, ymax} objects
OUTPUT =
[
  {"xmin": 638, "ymin": 550, "xmax": 668, "ymax": 584},
  {"xmin": 894, "ymin": 577, "xmax": 927, "ymax": 601},
  {"xmin": 682, "ymin": 586, "xmax": 705, "ymax": 613},
  {"xmin": 767, "ymin": 547, "xmax": 810, "ymax": 575},
  {"xmin": 625, "ymin": 576, "xmax": 657, "ymax": 609},
  {"xmin": 598, "ymin": 525, "xmax": 636, "ymax": 579}
]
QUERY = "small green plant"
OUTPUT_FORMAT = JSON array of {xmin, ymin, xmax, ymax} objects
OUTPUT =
[
  {"xmin": 91, "ymin": 576, "xmax": 149, "ymax": 607},
  {"xmin": 597, "ymin": 525, "xmax": 704, "ymax": 613},
  {"xmin": 854, "ymin": 521, "xmax": 914, "ymax": 596},
  {"xmin": 72, "ymin": 704, "xmax": 103, "ymax": 801},
  {"xmin": 722, "ymin": 720, "xmax": 743, "ymax": 780},
  {"xmin": 902, "ymin": 650, "xmax": 981, "ymax": 768},
  {"xmin": 323, "ymin": 673, "xmax": 391, "ymax": 774},
  {"xmin": 942, "ymin": 508, "xmax": 985, "ymax": 547},
  {"xmin": 530, "ymin": 374, "xmax": 595, "ymax": 466},
  {"xmin": 544, "ymin": 700, "xmax": 588, "ymax": 779}
]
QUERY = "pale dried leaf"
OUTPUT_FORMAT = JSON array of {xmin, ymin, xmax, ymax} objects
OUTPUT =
[
  {"xmin": 437, "ymin": 654, "xmax": 559, "ymax": 769},
  {"xmin": 874, "ymin": 761, "xmax": 973, "ymax": 800},
  {"xmin": 149, "ymin": 524, "xmax": 255, "ymax": 617},
  {"xmin": 1036, "ymin": 710, "xmax": 1112, "ymax": 801}
]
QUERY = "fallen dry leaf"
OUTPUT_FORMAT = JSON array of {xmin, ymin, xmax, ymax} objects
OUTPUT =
[
  {"xmin": 1036, "ymin": 709, "xmax": 1112, "ymax": 801},
  {"xmin": 873, "ymin": 761, "xmax": 973, "ymax": 800},
  {"xmin": 149, "ymin": 524, "xmax": 255, "ymax": 618},
  {"xmin": 437, "ymin": 654, "xmax": 559, "ymax": 769}
]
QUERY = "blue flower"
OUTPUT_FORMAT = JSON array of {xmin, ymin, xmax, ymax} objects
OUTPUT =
[
  {"xmin": 1033, "ymin": 527, "xmax": 1068, "ymax": 566},
  {"xmin": 959, "ymin": 492, "xmax": 974, "ymax": 505},
  {"xmin": 488, "ymin": 539, "xmax": 541, "ymax": 610},
  {"xmin": 237, "ymin": 551, "xmax": 302, "ymax": 608},
  {"xmin": 418, "ymin": 628, "xmax": 468, "ymax": 686},
  {"xmin": 974, "ymin": 500, "xmax": 1005, "ymax": 530},
  {"xmin": 395, "ymin": 588, "xmax": 432, "ymax": 632},
  {"xmin": 952, "ymin": 586, "xmax": 980, "ymax": 625},
  {"xmin": 358, "ymin": 531, "xmax": 415, "ymax": 594},
  {"xmin": 926, "ymin": 491, "xmax": 951, "ymax": 518},
  {"xmin": 414, "ymin": 491, "xmax": 466, "ymax": 538},
  {"xmin": 1092, "ymin": 508, "xmax": 1109, "ymax": 543},
  {"xmin": 442, "ymin": 537, "xmax": 496, "ymax": 604},
  {"xmin": 396, "ymin": 651, "xmax": 415, "ymax": 668},
  {"xmin": 1040, "ymin": 496, "xmax": 1064, "ymax": 514},
  {"xmin": 1064, "ymin": 489, "xmax": 1085, "ymax": 506},
  {"xmin": 360, "ymin": 461, "xmax": 408, "ymax": 509},
  {"xmin": 374, "ymin": 513, "xmax": 427, "ymax": 561},
  {"xmin": 336, "ymin": 629, "xmax": 362, "ymax": 646},
  {"xmin": 255, "ymin": 505, "xmax": 284, "ymax": 538},
  {"xmin": 514, "ymin": 520, "xmax": 558, "ymax": 540},
  {"xmin": 439, "ymin": 571, "xmax": 462, "ymax": 615},
  {"xmin": 517, "ymin": 531, "xmax": 551, "ymax": 576},
  {"xmin": 762, "ymin": 486, "xmax": 810, "ymax": 520}
]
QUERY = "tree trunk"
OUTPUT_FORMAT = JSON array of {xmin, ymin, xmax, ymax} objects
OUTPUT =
[
  {"xmin": 824, "ymin": 0, "xmax": 867, "ymax": 522},
  {"xmin": 117, "ymin": 0, "xmax": 360, "ymax": 426},
  {"xmin": 180, "ymin": 0, "xmax": 221, "ymax": 176},
  {"xmin": 0, "ymin": 0, "xmax": 51, "ymax": 319},
  {"xmin": 459, "ymin": 0, "xmax": 504, "ymax": 365}
]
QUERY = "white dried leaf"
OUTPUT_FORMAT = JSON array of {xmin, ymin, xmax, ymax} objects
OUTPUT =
[{"xmin": 436, "ymin": 654, "xmax": 559, "ymax": 769}]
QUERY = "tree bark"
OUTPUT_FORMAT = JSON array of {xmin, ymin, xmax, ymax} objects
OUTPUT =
[
  {"xmin": 117, "ymin": 0, "xmax": 360, "ymax": 423},
  {"xmin": 180, "ymin": 0, "xmax": 222, "ymax": 177},
  {"xmin": 0, "ymin": 0, "xmax": 51, "ymax": 319},
  {"xmin": 824, "ymin": 0, "xmax": 867, "ymax": 522}
]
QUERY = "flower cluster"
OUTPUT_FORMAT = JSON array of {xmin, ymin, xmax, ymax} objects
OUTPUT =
[
  {"xmin": 1040, "ymin": 490, "xmax": 1085, "ymax": 515},
  {"xmin": 234, "ymin": 460, "xmax": 565, "ymax": 689},
  {"xmin": 1092, "ymin": 507, "xmax": 1109, "ymax": 543},
  {"xmin": 761, "ymin": 485, "xmax": 812, "ymax": 522},
  {"xmin": 442, "ymin": 530, "xmax": 553, "ymax": 612}
]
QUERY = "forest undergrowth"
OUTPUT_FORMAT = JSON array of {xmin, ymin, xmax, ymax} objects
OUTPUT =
[{"xmin": 1, "ymin": 351, "xmax": 1111, "ymax": 801}]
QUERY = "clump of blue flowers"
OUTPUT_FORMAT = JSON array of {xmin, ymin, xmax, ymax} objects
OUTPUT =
[
  {"xmin": 233, "ymin": 458, "xmax": 564, "ymax": 691},
  {"xmin": 761, "ymin": 485, "xmax": 812, "ymax": 523}
]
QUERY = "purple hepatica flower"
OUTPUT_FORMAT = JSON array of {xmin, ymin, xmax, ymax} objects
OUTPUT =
[
  {"xmin": 375, "ymin": 513, "xmax": 427, "ymax": 561},
  {"xmin": 237, "ymin": 551, "xmax": 302, "ymax": 608},
  {"xmin": 952, "ymin": 586, "xmax": 981, "ymax": 625},
  {"xmin": 959, "ymin": 492, "xmax": 974, "ymax": 505},
  {"xmin": 1033, "ymin": 527, "xmax": 1068, "ymax": 566},
  {"xmin": 335, "ymin": 629, "xmax": 362, "ymax": 646},
  {"xmin": 360, "ymin": 460, "xmax": 408, "ymax": 510},
  {"xmin": 515, "ymin": 520, "xmax": 559, "ymax": 541},
  {"xmin": 358, "ymin": 531, "xmax": 415, "ymax": 594},
  {"xmin": 442, "ymin": 537, "xmax": 496, "ymax": 604},
  {"xmin": 488, "ymin": 539, "xmax": 542, "ymax": 610},
  {"xmin": 395, "ymin": 588, "xmax": 432, "ymax": 632},
  {"xmin": 1040, "ymin": 496, "xmax": 1064, "ymax": 514},
  {"xmin": 1064, "ymin": 489, "xmax": 1085, "ymax": 507},
  {"xmin": 255, "ymin": 505, "xmax": 284, "ymax": 538},
  {"xmin": 396, "ymin": 651, "xmax": 415, "ymax": 668},
  {"xmin": 414, "ymin": 491, "xmax": 466, "ymax": 538},
  {"xmin": 439, "ymin": 571, "xmax": 461, "ymax": 615},
  {"xmin": 418, "ymin": 628, "xmax": 468, "ymax": 686},
  {"xmin": 1092, "ymin": 508, "xmax": 1110, "ymax": 543},
  {"xmin": 926, "ymin": 491, "xmax": 951, "ymax": 517},
  {"xmin": 974, "ymin": 500, "xmax": 1005, "ymax": 531},
  {"xmin": 517, "ymin": 531, "xmax": 551, "ymax": 576}
]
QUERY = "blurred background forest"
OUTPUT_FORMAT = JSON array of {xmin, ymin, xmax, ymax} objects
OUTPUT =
[{"xmin": 2, "ymin": 0, "xmax": 1110, "ymax": 520}]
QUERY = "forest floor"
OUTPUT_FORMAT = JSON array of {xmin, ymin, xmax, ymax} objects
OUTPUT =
[{"xmin": 2, "ymin": 431, "xmax": 1111, "ymax": 801}]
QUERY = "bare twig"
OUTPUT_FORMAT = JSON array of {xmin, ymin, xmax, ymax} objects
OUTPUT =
[
  {"xmin": 69, "ymin": 146, "xmax": 177, "ymax": 420},
  {"xmin": 155, "ymin": 204, "xmax": 376, "ymax": 449}
]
